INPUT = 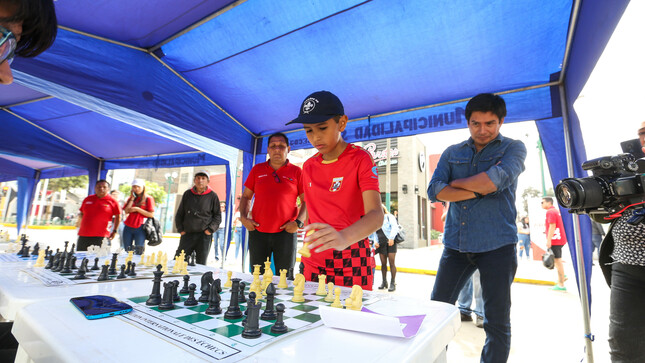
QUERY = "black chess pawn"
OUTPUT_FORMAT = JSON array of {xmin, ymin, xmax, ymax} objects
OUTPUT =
[
  {"xmin": 183, "ymin": 283, "xmax": 198, "ymax": 306},
  {"xmin": 188, "ymin": 251, "xmax": 196, "ymax": 266},
  {"xmin": 124, "ymin": 261, "xmax": 131, "ymax": 275},
  {"xmin": 45, "ymin": 253, "xmax": 56, "ymax": 269},
  {"xmin": 205, "ymin": 281, "xmax": 222, "ymax": 315},
  {"xmin": 117, "ymin": 265, "xmax": 127, "ymax": 279},
  {"xmin": 239, "ymin": 282, "xmax": 247, "ymax": 303},
  {"xmin": 224, "ymin": 278, "xmax": 243, "ymax": 319},
  {"xmin": 97, "ymin": 264, "xmax": 109, "ymax": 281},
  {"xmin": 128, "ymin": 262, "xmax": 137, "ymax": 277},
  {"xmin": 261, "ymin": 283, "xmax": 277, "ymax": 321},
  {"xmin": 244, "ymin": 291, "xmax": 256, "ymax": 318},
  {"xmin": 180, "ymin": 275, "xmax": 190, "ymax": 294},
  {"xmin": 270, "ymin": 304, "xmax": 288, "ymax": 334},
  {"xmin": 172, "ymin": 280, "xmax": 180, "ymax": 302},
  {"xmin": 91, "ymin": 257, "xmax": 100, "ymax": 271},
  {"xmin": 31, "ymin": 243, "xmax": 40, "ymax": 256},
  {"xmin": 146, "ymin": 268, "xmax": 164, "ymax": 306},
  {"xmin": 158, "ymin": 282, "xmax": 175, "ymax": 310},
  {"xmin": 241, "ymin": 294, "xmax": 262, "ymax": 339}
]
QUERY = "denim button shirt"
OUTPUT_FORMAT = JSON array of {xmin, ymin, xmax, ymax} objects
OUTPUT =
[
  {"xmin": 427, "ymin": 134, "xmax": 526, "ymax": 253},
  {"xmin": 369, "ymin": 214, "xmax": 398, "ymax": 242}
]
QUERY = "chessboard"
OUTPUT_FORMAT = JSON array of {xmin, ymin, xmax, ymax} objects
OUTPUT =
[
  {"xmin": 120, "ymin": 271, "xmax": 382, "ymax": 362},
  {"xmin": 22, "ymin": 255, "xmax": 207, "ymax": 286}
]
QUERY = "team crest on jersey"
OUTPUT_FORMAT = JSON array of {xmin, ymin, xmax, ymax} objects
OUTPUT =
[{"xmin": 329, "ymin": 177, "xmax": 344, "ymax": 192}]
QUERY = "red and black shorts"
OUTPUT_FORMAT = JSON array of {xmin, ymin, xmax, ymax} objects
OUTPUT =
[{"xmin": 303, "ymin": 238, "xmax": 375, "ymax": 290}]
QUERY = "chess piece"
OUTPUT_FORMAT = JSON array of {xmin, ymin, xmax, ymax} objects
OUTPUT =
[
  {"xmin": 188, "ymin": 251, "xmax": 196, "ymax": 266},
  {"xmin": 345, "ymin": 285, "xmax": 363, "ymax": 311},
  {"xmin": 330, "ymin": 287, "xmax": 343, "ymax": 308},
  {"xmin": 292, "ymin": 274, "xmax": 305, "ymax": 303},
  {"xmin": 261, "ymin": 283, "xmax": 277, "ymax": 321},
  {"xmin": 316, "ymin": 275, "xmax": 327, "ymax": 295},
  {"xmin": 70, "ymin": 243, "xmax": 76, "ymax": 256},
  {"xmin": 277, "ymin": 269, "xmax": 288, "ymax": 288},
  {"xmin": 298, "ymin": 230, "xmax": 315, "ymax": 257},
  {"xmin": 70, "ymin": 256, "xmax": 78, "ymax": 270},
  {"xmin": 125, "ymin": 261, "xmax": 132, "ymax": 275},
  {"xmin": 31, "ymin": 242, "xmax": 40, "ymax": 256},
  {"xmin": 270, "ymin": 303, "xmax": 288, "ymax": 334},
  {"xmin": 205, "ymin": 281, "xmax": 222, "ymax": 315},
  {"xmin": 108, "ymin": 253, "xmax": 118, "ymax": 275},
  {"xmin": 239, "ymin": 282, "xmax": 247, "ymax": 303},
  {"xmin": 324, "ymin": 282, "xmax": 335, "ymax": 302},
  {"xmin": 117, "ymin": 265, "xmax": 127, "ymax": 279},
  {"xmin": 61, "ymin": 254, "xmax": 72, "ymax": 273},
  {"xmin": 224, "ymin": 278, "xmax": 243, "ymax": 319},
  {"xmin": 224, "ymin": 270, "xmax": 233, "ymax": 288},
  {"xmin": 180, "ymin": 275, "xmax": 190, "ymax": 294},
  {"xmin": 158, "ymin": 282, "xmax": 175, "ymax": 310},
  {"xmin": 183, "ymin": 283, "xmax": 198, "ymax": 306},
  {"xmin": 91, "ymin": 257, "xmax": 100, "ymax": 271},
  {"xmin": 171, "ymin": 280, "xmax": 180, "ymax": 302},
  {"xmin": 97, "ymin": 264, "xmax": 110, "ymax": 281},
  {"xmin": 199, "ymin": 272, "xmax": 213, "ymax": 303},
  {"xmin": 33, "ymin": 249, "xmax": 46, "ymax": 267},
  {"xmin": 44, "ymin": 252, "xmax": 56, "ymax": 269},
  {"xmin": 72, "ymin": 263, "xmax": 88, "ymax": 280},
  {"xmin": 128, "ymin": 262, "xmax": 137, "ymax": 277},
  {"xmin": 180, "ymin": 261, "xmax": 189, "ymax": 276},
  {"xmin": 146, "ymin": 266, "xmax": 164, "ymax": 305},
  {"xmin": 242, "ymin": 294, "xmax": 262, "ymax": 339}
]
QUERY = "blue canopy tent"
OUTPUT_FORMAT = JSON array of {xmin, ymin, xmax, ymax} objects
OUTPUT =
[{"xmin": 1, "ymin": 0, "xmax": 632, "ymax": 359}]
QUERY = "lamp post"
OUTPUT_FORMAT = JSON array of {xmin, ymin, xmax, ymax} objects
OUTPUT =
[{"xmin": 163, "ymin": 172, "xmax": 178, "ymax": 234}]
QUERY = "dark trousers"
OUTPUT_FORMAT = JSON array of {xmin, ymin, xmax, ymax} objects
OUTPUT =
[
  {"xmin": 431, "ymin": 244, "xmax": 517, "ymax": 363},
  {"xmin": 248, "ymin": 230, "xmax": 296, "ymax": 275},
  {"xmin": 175, "ymin": 232, "xmax": 212, "ymax": 265},
  {"xmin": 609, "ymin": 262, "xmax": 645, "ymax": 363},
  {"xmin": 76, "ymin": 236, "xmax": 104, "ymax": 251}
]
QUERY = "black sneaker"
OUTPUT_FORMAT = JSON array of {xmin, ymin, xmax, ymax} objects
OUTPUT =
[{"xmin": 460, "ymin": 312, "xmax": 473, "ymax": 322}]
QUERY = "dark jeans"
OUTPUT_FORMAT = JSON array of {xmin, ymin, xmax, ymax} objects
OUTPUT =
[
  {"xmin": 175, "ymin": 232, "xmax": 212, "ymax": 265},
  {"xmin": 248, "ymin": 230, "xmax": 296, "ymax": 275},
  {"xmin": 431, "ymin": 244, "xmax": 517, "ymax": 363},
  {"xmin": 609, "ymin": 262, "xmax": 645, "ymax": 362},
  {"xmin": 76, "ymin": 236, "xmax": 104, "ymax": 251},
  {"xmin": 122, "ymin": 225, "xmax": 146, "ymax": 254}
]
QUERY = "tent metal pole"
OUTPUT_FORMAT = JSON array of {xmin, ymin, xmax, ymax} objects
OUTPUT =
[
  {"xmin": 58, "ymin": 26, "xmax": 147, "ymax": 52},
  {"xmin": 559, "ymin": 84, "xmax": 594, "ymax": 362},
  {"xmin": 149, "ymin": 0, "xmax": 248, "ymax": 52},
  {"xmin": 1, "ymin": 108, "xmax": 99, "ymax": 160},
  {"xmin": 3, "ymin": 96, "xmax": 53, "ymax": 108},
  {"xmin": 559, "ymin": 0, "xmax": 583, "ymax": 84}
]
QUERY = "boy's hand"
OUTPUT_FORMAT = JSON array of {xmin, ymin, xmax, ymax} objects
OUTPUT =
[
  {"xmin": 241, "ymin": 216, "xmax": 259, "ymax": 231},
  {"xmin": 304, "ymin": 223, "xmax": 350, "ymax": 252}
]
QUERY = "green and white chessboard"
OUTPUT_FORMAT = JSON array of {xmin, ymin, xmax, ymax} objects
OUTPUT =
[
  {"xmin": 22, "ymin": 256, "xmax": 207, "ymax": 286},
  {"xmin": 120, "ymin": 274, "xmax": 381, "ymax": 362}
]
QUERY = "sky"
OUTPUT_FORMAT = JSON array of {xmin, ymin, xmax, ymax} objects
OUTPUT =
[{"xmin": 419, "ymin": 0, "xmax": 644, "ymax": 204}]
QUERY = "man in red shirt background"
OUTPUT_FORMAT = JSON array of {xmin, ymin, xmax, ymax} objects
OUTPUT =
[
  {"xmin": 542, "ymin": 197, "xmax": 568, "ymax": 291},
  {"xmin": 239, "ymin": 132, "xmax": 306, "ymax": 275},
  {"xmin": 76, "ymin": 180, "xmax": 121, "ymax": 251}
]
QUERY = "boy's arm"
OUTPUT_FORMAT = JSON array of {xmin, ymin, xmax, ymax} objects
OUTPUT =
[{"xmin": 305, "ymin": 190, "xmax": 383, "ymax": 252}]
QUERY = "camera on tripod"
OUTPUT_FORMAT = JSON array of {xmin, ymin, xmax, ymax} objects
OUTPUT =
[{"xmin": 555, "ymin": 153, "xmax": 645, "ymax": 223}]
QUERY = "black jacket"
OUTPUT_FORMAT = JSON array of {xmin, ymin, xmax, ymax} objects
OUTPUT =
[
  {"xmin": 175, "ymin": 187, "xmax": 221, "ymax": 234},
  {"xmin": 143, "ymin": 217, "xmax": 163, "ymax": 246}
]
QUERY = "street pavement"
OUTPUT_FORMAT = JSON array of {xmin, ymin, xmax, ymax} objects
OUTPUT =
[{"xmin": 2, "ymin": 227, "xmax": 611, "ymax": 362}]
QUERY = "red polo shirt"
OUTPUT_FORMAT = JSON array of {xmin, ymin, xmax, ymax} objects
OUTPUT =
[
  {"xmin": 244, "ymin": 160, "xmax": 303, "ymax": 233},
  {"xmin": 545, "ymin": 206, "xmax": 567, "ymax": 246},
  {"xmin": 78, "ymin": 194, "xmax": 121, "ymax": 237}
]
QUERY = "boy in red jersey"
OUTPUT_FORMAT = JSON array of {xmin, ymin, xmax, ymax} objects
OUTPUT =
[{"xmin": 286, "ymin": 91, "xmax": 384, "ymax": 290}]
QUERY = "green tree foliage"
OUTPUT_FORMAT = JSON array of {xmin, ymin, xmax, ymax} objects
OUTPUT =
[
  {"xmin": 521, "ymin": 187, "xmax": 541, "ymax": 216},
  {"xmin": 119, "ymin": 181, "xmax": 167, "ymax": 205},
  {"xmin": 47, "ymin": 176, "xmax": 88, "ymax": 191}
]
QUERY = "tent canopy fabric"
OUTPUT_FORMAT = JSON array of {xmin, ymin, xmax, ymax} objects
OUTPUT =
[{"xmin": 0, "ymin": 1, "xmax": 633, "ymax": 348}]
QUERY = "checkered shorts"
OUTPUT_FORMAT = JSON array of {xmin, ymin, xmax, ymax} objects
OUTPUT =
[{"xmin": 303, "ymin": 238, "xmax": 375, "ymax": 290}]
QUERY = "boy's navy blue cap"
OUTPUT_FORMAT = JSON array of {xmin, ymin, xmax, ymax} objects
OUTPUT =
[{"xmin": 286, "ymin": 91, "xmax": 344, "ymax": 125}]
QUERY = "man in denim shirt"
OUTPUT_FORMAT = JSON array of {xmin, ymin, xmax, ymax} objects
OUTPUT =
[{"xmin": 427, "ymin": 93, "xmax": 526, "ymax": 363}]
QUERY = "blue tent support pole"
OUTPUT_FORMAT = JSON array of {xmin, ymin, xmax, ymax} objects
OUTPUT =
[{"xmin": 559, "ymin": 83, "xmax": 594, "ymax": 362}]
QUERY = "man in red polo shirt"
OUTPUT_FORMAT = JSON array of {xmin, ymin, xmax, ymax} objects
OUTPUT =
[
  {"xmin": 77, "ymin": 180, "xmax": 121, "ymax": 251},
  {"xmin": 542, "ymin": 197, "xmax": 568, "ymax": 291},
  {"xmin": 240, "ymin": 132, "xmax": 306, "ymax": 274}
]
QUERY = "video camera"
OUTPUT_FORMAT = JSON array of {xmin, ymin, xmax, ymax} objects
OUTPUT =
[{"xmin": 555, "ymin": 153, "xmax": 645, "ymax": 223}]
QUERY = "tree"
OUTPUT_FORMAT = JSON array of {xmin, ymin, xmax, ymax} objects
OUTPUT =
[
  {"xmin": 521, "ymin": 187, "xmax": 541, "ymax": 216},
  {"xmin": 47, "ymin": 176, "xmax": 88, "ymax": 191},
  {"xmin": 119, "ymin": 181, "xmax": 167, "ymax": 205}
]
